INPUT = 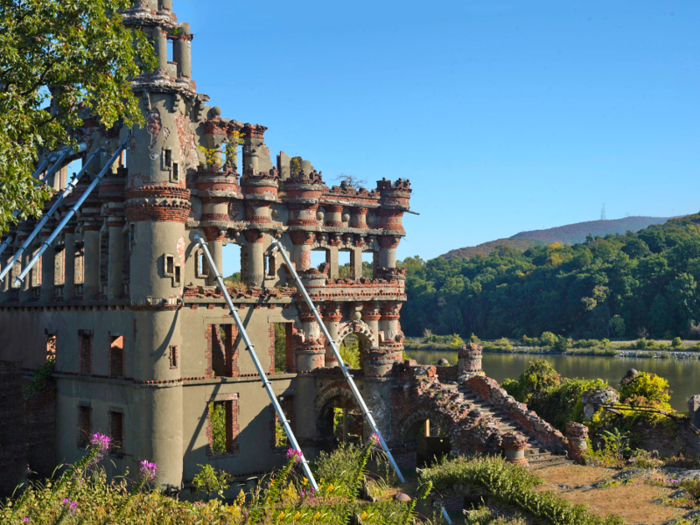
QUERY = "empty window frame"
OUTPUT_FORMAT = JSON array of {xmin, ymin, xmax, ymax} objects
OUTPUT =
[
  {"xmin": 109, "ymin": 335, "xmax": 124, "ymax": 378},
  {"xmin": 109, "ymin": 411, "xmax": 124, "ymax": 454},
  {"xmin": 169, "ymin": 345, "xmax": 178, "ymax": 369},
  {"xmin": 77, "ymin": 405, "xmax": 91, "ymax": 449},
  {"xmin": 46, "ymin": 333, "xmax": 57, "ymax": 360},
  {"xmin": 208, "ymin": 397, "xmax": 239, "ymax": 455},
  {"xmin": 208, "ymin": 324, "xmax": 237, "ymax": 377},
  {"xmin": 78, "ymin": 330, "xmax": 93, "ymax": 375}
]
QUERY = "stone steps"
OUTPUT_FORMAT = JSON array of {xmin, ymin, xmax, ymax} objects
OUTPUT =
[{"xmin": 456, "ymin": 385, "xmax": 573, "ymax": 469}]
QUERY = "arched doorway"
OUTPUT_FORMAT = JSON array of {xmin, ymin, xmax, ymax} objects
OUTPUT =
[
  {"xmin": 333, "ymin": 322, "xmax": 375, "ymax": 371},
  {"xmin": 315, "ymin": 384, "xmax": 364, "ymax": 448},
  {"xmin": 398, "ymin": 409, "xmax": 452, "ymax": 468}
]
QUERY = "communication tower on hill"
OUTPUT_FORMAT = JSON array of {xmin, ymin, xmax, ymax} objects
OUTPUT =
[{"xmin": 601, "ymin": 203, "xmax": 606, "ymax": 221}]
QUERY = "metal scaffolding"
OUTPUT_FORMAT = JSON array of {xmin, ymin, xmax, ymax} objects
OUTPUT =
[
  {"xmin": 194, "ymin": 235, "xmax": 320, "ymax": 491},
  {"xmin": 0, "ymin": 147, "xmax": 103, "ymax": 284},
  {"xmin": 12, "ymin": 139, "xmax": 128, "ymax": 288},
  {"xmin": 270, "ymin": 238, "xmax": 406, "ymax": 484}
]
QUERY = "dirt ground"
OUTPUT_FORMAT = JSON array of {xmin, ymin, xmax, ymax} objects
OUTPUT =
[{"xmin": 534, "ymin": 464, "xmax": 690, "ymax": 525}]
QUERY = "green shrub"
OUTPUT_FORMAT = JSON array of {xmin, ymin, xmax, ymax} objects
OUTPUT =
[
  {"xmin": 672, "ymin": 337, "xmax": 683, "ymax": 348},
  {"xmin": 419, "ymin": 456, "xmax": 623, "ymax": 525},
  {"xmin": 192, "ymin": 464, "xmax": 232, "ymax": 501},
  {"xmin": 553, "ymin": 336, "xmax": 570, "ymax": 353},
  {"xmin": 539, "ymin": 331, "xmax": 558, "ymax": 347},
  {"xmin": 620, "ymin": 371, "xmax": 671, "ymax": 405},
  {"xmin": 528, "ymin": 377, "xmax": 608, "ymax": 431},
  {"xmin": 24, "ymin": 357, "xmax": 55, "ymax": 400},
  {"xmin": 511, "ymin": 360, "xmax": 561, "ymax": 402}
]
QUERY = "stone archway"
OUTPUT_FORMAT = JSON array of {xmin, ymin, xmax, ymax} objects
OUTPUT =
[
  {"xmin": 315, "ymin": 383, "xmax": 362, "ymax": 448},
  {"xmin": 397, "ymin": 409, "xmax": 453, "ymax": 468},
  {"xmin": 333, "ymin": 321, "xmax": 375, "ymax": 370}
]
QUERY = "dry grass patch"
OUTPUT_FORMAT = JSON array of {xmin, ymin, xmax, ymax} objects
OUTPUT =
[{"xmin": 534, "ymin": 465, "xmax": 686, "ymax": 525}]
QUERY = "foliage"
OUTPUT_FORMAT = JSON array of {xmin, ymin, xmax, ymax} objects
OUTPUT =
[
  {"xmin": 464, "ymin": 506, "xmax": 527, "ymax": 525},
  {"xmin": 528, "ymin": 377, "xmax": 608, "ymax": 431},
  {"xmin": 0, "ymin": 0, "xmax": 157, "ymax": 233},
  {"xmin": 2, "ymin": 437, "xmax": 428, "ymax": 525},
  {"xmin": 619, "ymin": 372, "xmax": 672, "ymax": 406},
  {"xmin": 339, "ymin": 335, "xmax": 361, "ymax": 369},
  {"xmin": 192, "ymin": 464, "xmax": 232, "ymax": 501},
  {"xmin": 274, "ymin": 323, "xmax": 287, "ymax": 373},
  {"xmin": 503, "ymin": 360, "xmax": 561, "ymax": 403},
  {"xmin": 209, "ymin": 402, "xmax": 226, "ymax": 454},
  {"xmin": 24, "ymin": 357, "xmax": 55, "ymax": 399},
  {"xmin": 419, "ymin": 455, "xmax": 624, "ymax": 525},
  {"xmin": 400, "ymin": 214, "xmax": 700, "ymax": 340}
]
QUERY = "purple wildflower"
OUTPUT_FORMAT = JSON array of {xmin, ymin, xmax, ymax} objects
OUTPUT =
[
  {"xmin": 26, "ymin": 464, "xmax": 31, "ymax": 473},
  {"xmin": 23, "ymin": 518, "xmax": 29, "ymax": 523},
  {"xmin": 90, "ymin": 433, "xmax": 111, "ymax": 460},
  {"xmin": 139, "ymin": 460, "xmax": 157, "ymax": 481},
  {"xmin": 62, "ymin": 499, "xmax": 78, "ymax": 516},
  {"xmin": 286, "ymin": 448, "xmax": 303, "ymax": 463}
]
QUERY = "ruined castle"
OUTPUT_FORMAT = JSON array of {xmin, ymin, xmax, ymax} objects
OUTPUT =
[{"xmin": 0, "ymin": 0, "xmax": 575, "ymax": 496}]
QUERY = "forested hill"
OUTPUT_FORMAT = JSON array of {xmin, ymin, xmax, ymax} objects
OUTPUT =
[
  {"xmin": 400, "ymin": 212, "xmax": 700, "ymax": 341},
  {"xmin": 441, "ymin": 216, "xmax": 670, "ymax": 259}
]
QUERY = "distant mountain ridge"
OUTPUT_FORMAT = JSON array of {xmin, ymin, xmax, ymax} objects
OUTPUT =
[{"xmin": 442, "ymin": 216, "xmax": 672, "ymax": 259}]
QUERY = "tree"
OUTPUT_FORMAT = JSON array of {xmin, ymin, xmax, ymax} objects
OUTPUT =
[{"xmin": 0, "ymin": 0, "xmax": 156, "ymax": 232}]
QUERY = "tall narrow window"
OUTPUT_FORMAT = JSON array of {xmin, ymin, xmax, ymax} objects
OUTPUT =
[
  {"xmin": 109, "ymin": 411, "xmax": 124, "ymax": 454},
  {"xmin": 109, "ymin": 335, "xmax": 124, "ymax": 378},
  {"xmin": 46, "ymin": 334, "xmax": 57, "ymax": 360},
  {"xmin": 169, "ymin": 346, "xmax": 178, "ymax": 369},
  {"xmin": 77, "ymin": 406, "xmax": 91, "ymax": 448},
  {"xmin": 207, "ymin": 397, "xmax": 239, "ymax": 455},
  {"xmin": 78, "ymin": 330, "xmax": 93, "ymax": 375},
  {"xmin": 207, "ymin": 324, "xmax": 238, "ymax": 378}
]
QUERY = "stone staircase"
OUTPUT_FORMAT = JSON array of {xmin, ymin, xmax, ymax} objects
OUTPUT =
[{"xmin": 457, "ymin": 385, "xmax": 571, "ymax": 470}]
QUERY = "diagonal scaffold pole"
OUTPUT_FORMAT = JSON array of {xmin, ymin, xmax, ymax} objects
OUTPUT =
[
  {"xmin": 270, "ymin": 237, "xmax": 406, "ymax": 484},
  {"xmin": 194, "ymin": 235, "xmax": 319, "ymax": 491},
  {"xmin": 0, "ymin": 147, "xmax": 103, "ymax": 283},
  {"xmin": 0, "ymin": 143, "xmax": 86, "ymax": 259},
  {"xmin": 13, "ymin": 139, "xmax": 128, "ymax": 288}
]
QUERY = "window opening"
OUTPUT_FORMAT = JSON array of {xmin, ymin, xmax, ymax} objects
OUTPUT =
[
  {"xmin": 208, "ymin": 398, "xmax": 238, "ymax": 455},
  {"xmin": 339, "ymin": 335, "xmax": 361, "ymax": 369},
  {"xmin": 209, "ymin": 324, "xmax": 237, "ymax": 377},
  {"xmin": 169, "ymin": 345, "xmax": 178, "ymax": 369},
  {"xmin": 99, "ymin": 232, "xmax": 109, "ymax": 286},
  {"xmin": 164, "ymin": 148, "xmax": 172, "ymax": 168},
  {"xmin": 266, "ymin": 253, "xmax": 276, "ymax": 277},
  {"xmin": 338, "ymin": 250, "xmax": 352, "ymax": 279},
  {"xmin": 272, "ymin": 323, "xmax": 291, "ymax": 373},
  {"xmin": 109, "ymin": 411, "xmax": 124, "ymax": 454},
  {"xmin": 77, "ymin": 406, "xmax": 91, "ymax": 448},
  {"xmin": 196, "ymin": 250, "xmax": 208, "ymax": 279},
  {"xmin": 78, "ymin": 330, "xmax": 93, "ymax": 375},
  {"xmin": 222, "ymin": 243, "xmax": 241, "ymax": 285},
  {"xmin": 271, "ymin": 396, "xmax": 294, "ymax": 449},
  {"xmin": 109, "ymin": 335, "xmax": 124, "ymax": 378},
  {"xmin": 46, "ymin": 333, "xmax": 57, "ymax": 360},
  {"xmin": 174, "ymin": 265, "xmax": 181, "ymax": 286},
  {"xmin": 172, "ymin": 162, "xmax": 179, "ymax": 182},
  {"xmin": 362, "ymin": 251, "xmax": 374, "ymax": 279},
  {"xmin": 309, "ymin": 250, "xmax": 326, "ymax": 271},
  {"xmin": 165, "ymin": 254, "xmax": 175, "ymax": 276}
]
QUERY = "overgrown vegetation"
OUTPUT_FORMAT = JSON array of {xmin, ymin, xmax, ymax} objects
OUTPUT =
[
  {"xmin": 2, "ymin": 435, "xmax": 428, "ymax": 524},
  {"xmin": 419, "ymin": 455, "xmax": 624, "ymax": 525},
  {"xmin": 400, "ymin": 214, "xmax": 700, "ymax": 340},
  {"xmin": 24, "ymin": 357, "xmax": 55, "ymax": 400}
]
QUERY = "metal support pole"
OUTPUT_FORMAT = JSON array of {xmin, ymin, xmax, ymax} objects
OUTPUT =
[
  {"xmin": 0, "ymin": 143, "xmax": 86, "ymax": 260},
  {"xmin": 13, "ymin": 139, "xmax": 128, "ymax": 288},
  {"xmin": 270, "ymin": 237, "xmax": 406, "ymax": 484},
  {"xmin": 194, "ymin": 235, "xmax": 319, "ymax": 491},
  {"xmin": 0, "ymin": 148, "xmax": 103, "ymax": 283}
]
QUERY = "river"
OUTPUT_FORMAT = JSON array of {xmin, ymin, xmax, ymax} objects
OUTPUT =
[{"xmin": 405, "ymin": 349, "xmax": 700, "ymax": 412}]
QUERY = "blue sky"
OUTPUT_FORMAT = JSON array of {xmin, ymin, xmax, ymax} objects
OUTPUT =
[{"xmin": 171, "ymin": 0, "xmax": 700, "ymax": 267}]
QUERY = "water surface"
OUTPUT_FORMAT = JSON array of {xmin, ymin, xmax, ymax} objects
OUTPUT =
[{"xmin": 405, "ymin": 349, "xmax": 700, "ymax": 412}]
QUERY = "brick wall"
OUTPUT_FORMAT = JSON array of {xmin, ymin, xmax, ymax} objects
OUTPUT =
[
  {"xmin": 0, "ymin": 361, "xmax": 27, "ymax": 498},
  {"xmin": 464, "ymin": 375, "xmax": 568, "ymax": 452}
]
